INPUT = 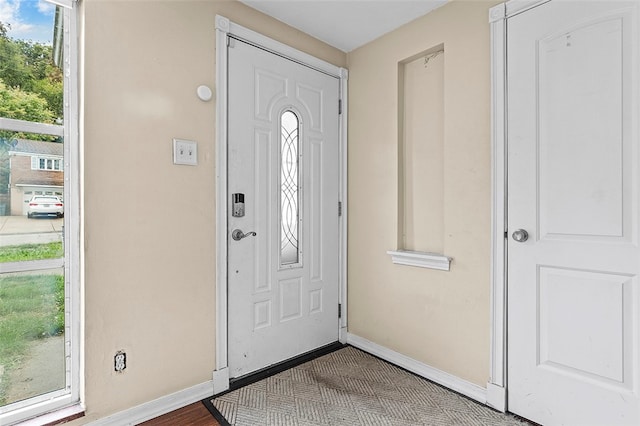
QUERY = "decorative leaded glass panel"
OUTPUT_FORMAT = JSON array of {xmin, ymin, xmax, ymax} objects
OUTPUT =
[{"xmin": 280, "ymin": 110, "xmax": 299, "ymax": 265}]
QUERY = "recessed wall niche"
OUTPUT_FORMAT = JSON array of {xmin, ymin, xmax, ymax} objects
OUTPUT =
[{"xmin": 397, "ymin": 45, "xmax": 445, "ymax": 255}]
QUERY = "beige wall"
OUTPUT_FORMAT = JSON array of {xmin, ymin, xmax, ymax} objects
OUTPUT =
[
  {"xmin": 77, "ymin": 0, "xmax": 345, "ymax": 422},
  {"xmin": 70, "ymin": 0, "xmax": 500, "ymax": 421},
  {"xmin": 346, "ymin": 0, "xmax": 499, "ymax": 387}
]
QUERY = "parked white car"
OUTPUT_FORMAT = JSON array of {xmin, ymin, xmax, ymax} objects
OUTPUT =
[{"xmin": 27, "ymin": 196, "xmax": 64, "ymax": 218}]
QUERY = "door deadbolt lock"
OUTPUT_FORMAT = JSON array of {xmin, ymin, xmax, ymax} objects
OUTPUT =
[
  {"xmin": 512, "ymin": 229, "xmax": 529, "ymax": 242},
  {"xmin": 232, "ymin": 193, "xmax": 245, "ymax": 218}
]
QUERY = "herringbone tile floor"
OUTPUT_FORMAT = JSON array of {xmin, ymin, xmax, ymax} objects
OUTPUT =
[{"xmin": 212, "ymin": 346, "xmax": 528, "ymax": 426}]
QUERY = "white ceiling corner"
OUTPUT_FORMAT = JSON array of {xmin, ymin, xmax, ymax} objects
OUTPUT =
[{"xmin": 238, "ymin": 0, "xmax": 448, "ymax": 52}]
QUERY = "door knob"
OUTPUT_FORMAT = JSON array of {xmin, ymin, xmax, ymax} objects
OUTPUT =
[
  {"xmin": 512, "ymin": 229, "xmax": 529, "ymax": 242},
  {"xmin": 232, "ymin": 229, "xmax": 257, "ymax": 241}
]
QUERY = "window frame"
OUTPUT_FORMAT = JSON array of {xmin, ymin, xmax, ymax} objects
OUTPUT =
[
  {"xmin": 279, "ymin": 108, "xmax": 302, "ymax": 269},
  {"xmin": 0, "ymin": 0, "xmax": 82, "ymax": 423},
  {"xmin": 32, "ymin": 155, "xmax": 64, "ymax": 171}
]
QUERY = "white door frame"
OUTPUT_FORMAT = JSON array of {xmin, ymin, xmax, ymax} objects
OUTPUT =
[
  {"xmin": 213, "ymin": 15, "xmax": 348, "ymax": 393},
  {"xmin": 487, "ymin": 0, "xmax": 552, "ymax": 412}
]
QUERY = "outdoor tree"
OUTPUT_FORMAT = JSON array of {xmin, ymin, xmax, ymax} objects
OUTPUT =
[
  {"xmin": 0, "ymin": 21, "xmax": 63, "ymax": 120},
  {"xmin": 0, "ymin": 80, "xmax": 55, "ymax": 124},
  {"xmin": 0, "ymin": 25, "xmax": 31, "ymax": 93},
  {"xmin": 15, "ymin": 40, "xmax": 63, "ymax": 119}
]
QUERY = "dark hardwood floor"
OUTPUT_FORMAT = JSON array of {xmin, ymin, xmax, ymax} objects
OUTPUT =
[{"xmin": 139, "ymin": 402, "xmax": 220, "ymax": 426}]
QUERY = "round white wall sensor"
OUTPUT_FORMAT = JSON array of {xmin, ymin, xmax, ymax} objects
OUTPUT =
[{"xmin": 197, "ymin": 85, "xmax": 213, "ymax": 102}]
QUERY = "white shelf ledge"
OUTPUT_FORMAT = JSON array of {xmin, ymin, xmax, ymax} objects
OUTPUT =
[{"xmin": 387, "ymin": 250, "xmax": 452, "ymax": 271}]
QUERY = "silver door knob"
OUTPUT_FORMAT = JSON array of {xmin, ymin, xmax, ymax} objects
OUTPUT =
[
  {"xmin": 232, "ymin": 229, "xmax": 257, "ymax": 241},
  {"xmin": 512, "ymin": 229, "xmax": 529, "ymax": 242}
]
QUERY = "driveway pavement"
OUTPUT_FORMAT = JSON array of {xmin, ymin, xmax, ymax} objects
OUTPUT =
[{"xmin": 0, "ymin": 216, "xmax": 63, "ymax": 246}]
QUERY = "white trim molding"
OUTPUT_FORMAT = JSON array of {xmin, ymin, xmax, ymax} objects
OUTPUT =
[
  {"xmin": 347, "ymin": 334, "xmax": 487, "ymax": 404},
  {"xmin": 387, "ymin": 250, "xmax": 452, "ymax": 271},
  {"xmin": 339, "ymin": 67, "xmax": 349, "ymax": 340},
  {"xmin": 488, "ymin": 0, "xmax": 553, "ymax": 414},
  {"xmin": 214, "ymin": 14, "xmax": 230, "ymax": 376},
  {"xmin": 489, "ymin": 2, "xmax": 506, "ymax": 23},
  {"xmin": 214, "ymin": 14, "xmax": 348, "ymax": 388},
  {"xmin": 87, "ymin": 381, "xmax": 214, "ymax": 426},
  {"xmin": 486, "ymin": 382, "xmax": 507, "ymax": 412},
  {"xmin": 488, "ymin": 0, "xmax": 508, "ymax": 412},
  {"xmin": 215, "ymin": 16, "xmax": 342, "ymax": 77},
  {"xmin": 212, "ymin": 367, "xmax": 229, "ymax": 395},
  {"xmin": 506, "ymin": 0, "xmax": 551, "ymax": 18}
]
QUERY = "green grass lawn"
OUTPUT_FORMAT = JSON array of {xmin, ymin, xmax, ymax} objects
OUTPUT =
[
  {"xmin": 0, "ymin": 274, "xmax": 64, "ymax": 405},
  {"xmin": 0, "ymin": 242, "xmax": 63, "ymax": 263}
]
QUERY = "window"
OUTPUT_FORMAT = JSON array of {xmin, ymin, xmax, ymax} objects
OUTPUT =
[
  {"xmin": 33, "ymin": 156, "xmax": 64, "ymax": 171},
  {"xmin": 280, "ymin": 110, "xmax": 300, "ymax": 266},
  {"xmin": 0, "ymin": 0, "xmax": 80, "ymax": 423}
]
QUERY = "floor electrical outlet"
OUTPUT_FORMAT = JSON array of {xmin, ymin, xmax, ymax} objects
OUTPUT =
[{"xmin": 114, "ymin": 351, "xmax": 126, "ymax": 372}]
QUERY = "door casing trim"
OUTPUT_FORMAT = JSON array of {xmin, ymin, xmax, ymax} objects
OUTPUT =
[
  {"xmin": 214, "ymin": 15, "xmax": 348, "ymax": 393},
  {"xmin": 487, "ymin": 0, "xmax": 553, "ymax": 412}
]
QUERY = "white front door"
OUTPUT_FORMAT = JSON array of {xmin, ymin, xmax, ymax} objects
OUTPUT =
[
  {"xmin": 507, "ymin": 1, "xmax": 640, "ymax": 424},
  {"xmin": 227, "ymin": 38, "xmax": 341, "ymax": 379}
]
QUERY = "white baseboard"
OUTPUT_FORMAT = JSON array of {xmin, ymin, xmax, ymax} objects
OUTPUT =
[
  {"xmin": 88, "ymin": 380, "xmax": 214, "ymax": 426},
  {"xmin": 346, "ymin": 333, "xmax": 487, "ymax": 405},
  {"xmin": 88, "ymin": 338, "xmax": 495, "ymax": 425},
  {"xmin": 486, "ymin": 382, "xmax": 506, "ymax": 412}
]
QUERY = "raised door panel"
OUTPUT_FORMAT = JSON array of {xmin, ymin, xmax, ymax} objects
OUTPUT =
[{"xmin": 538, "ymin": 16, "xmax": 628, "ymax": 241}]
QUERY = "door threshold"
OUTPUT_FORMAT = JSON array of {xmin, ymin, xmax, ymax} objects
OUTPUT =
[{"xmin": 228, "ymin": 341, "xmax": 345, "ymax": 391}]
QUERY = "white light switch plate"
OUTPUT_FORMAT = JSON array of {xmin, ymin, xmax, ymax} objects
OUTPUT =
[{"xmin": 173, "ymin": 138, "xmax": 198, "ymax": 166}]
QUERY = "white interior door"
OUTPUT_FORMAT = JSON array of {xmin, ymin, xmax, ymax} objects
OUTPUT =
[
  {"xmin": 507, "ymin": 1, "xmax": 640, "ymax": 424},
  {"xmin": 227, "ymin": 38, "xmax": 340, "ymax": 379}
]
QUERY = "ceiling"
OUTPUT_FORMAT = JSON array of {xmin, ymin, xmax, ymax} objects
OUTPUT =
[{"xmin": 238, "ymin": 0, "xmax": 448, "ymax": 52}]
